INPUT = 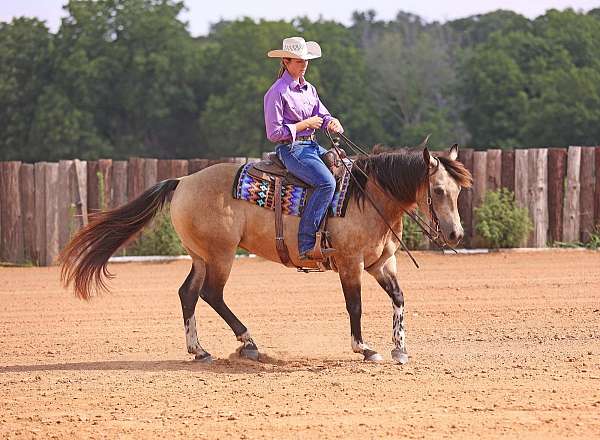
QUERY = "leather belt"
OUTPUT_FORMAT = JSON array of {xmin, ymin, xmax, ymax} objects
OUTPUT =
[{"xmin": 282, "ymin": 134, "xmax": 315, "ymax": 143}]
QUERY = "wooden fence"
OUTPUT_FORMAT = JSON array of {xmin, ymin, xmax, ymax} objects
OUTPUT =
[{"xmin": 0, "ymin": 147, "xmax": 598, "ymax": 266}]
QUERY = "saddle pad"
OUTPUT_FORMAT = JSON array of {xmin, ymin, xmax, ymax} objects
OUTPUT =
[{"xmin": 232, "ymin": 159, "xmax": 353, "ymax": 217}]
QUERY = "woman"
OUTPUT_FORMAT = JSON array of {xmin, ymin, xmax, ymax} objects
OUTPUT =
[{"xmin": 264, "ymin": 36, "xmax": 344, "ymax": 261}]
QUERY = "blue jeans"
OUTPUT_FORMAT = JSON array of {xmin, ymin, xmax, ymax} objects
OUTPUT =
[{"xmin": 276, "ymin": 141, "xmax": 336, "ymax": 254}]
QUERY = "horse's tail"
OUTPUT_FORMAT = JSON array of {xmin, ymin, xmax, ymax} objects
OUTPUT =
[{"xmin": 59, "ymin": 179, "xmax": 181, "ymax": 300}]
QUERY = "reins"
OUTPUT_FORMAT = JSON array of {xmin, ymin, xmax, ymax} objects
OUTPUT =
[{"xmin": 325, "ymin": 130, "xmax": 458, "ymax": 268}]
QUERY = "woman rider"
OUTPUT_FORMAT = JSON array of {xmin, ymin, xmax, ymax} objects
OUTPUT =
[{"xmin": 264, "ymin": 37, "xmax": 344, "ymax": 261}]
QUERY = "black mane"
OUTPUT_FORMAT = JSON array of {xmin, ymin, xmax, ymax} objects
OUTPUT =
[{"xmin": 348, "ymin": 150, "xmax": 429, "ymax": 208}]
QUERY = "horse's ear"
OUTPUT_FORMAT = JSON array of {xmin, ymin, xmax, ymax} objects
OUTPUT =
[
  {"xmin": 449, "ymin": 144, "xmax": 459, "ymax": 161},
  {"xmin": 423, "ymin": 147, "xmax": 437, "ymax": 168},
  {"xmin": 417, "ymin": 134, "xmax": 431, "ymax": 149}
]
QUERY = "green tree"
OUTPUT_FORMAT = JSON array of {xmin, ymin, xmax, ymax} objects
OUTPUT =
[
  {"xmin": 197, "ymin": 18, "xmax": 296, "ymax": 157},
  {"xmin": 52, "ymin": 0, "xmax": 202, "ymax": 159},
  {"xmin": 0, "ymin": 18, "xmax": 53, "ymax": 160},
  {"xmin": 364, "ymin": 22, "xmax": 467, "ymax": 148}
]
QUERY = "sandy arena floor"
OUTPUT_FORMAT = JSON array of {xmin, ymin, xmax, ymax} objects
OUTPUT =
[{"xmin": 0, "ymin": 250, "xmax": 599, "ymax": 439}]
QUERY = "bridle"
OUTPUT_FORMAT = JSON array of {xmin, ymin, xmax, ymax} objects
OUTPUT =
[{"xmin": 325, "ymin": 130, "xmax": 457, "ymax": 268}]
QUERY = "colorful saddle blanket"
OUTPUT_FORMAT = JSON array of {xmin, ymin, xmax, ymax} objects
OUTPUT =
[{"xmin": 232, "ymin": 160, "xmax": 353, "ymax": 217}]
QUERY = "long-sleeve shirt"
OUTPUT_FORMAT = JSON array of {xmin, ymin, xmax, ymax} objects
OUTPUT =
[{"xmin": 263, "ymin": 70, "xmax": 341, "ymax": 143}]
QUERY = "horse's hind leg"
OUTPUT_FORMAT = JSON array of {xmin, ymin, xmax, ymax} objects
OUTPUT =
[
  {"xmin": 178, "ymin": 259, "xmax": 212, "ymax": 362},
  {"xmin": 200, "ymin": 254, "xmax": 259, "ymax": 361}
]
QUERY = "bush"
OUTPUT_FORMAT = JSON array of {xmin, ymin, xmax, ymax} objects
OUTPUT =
[
  {"xmin": 585, "ymin": 226, "xmax": 600, "ymax": 249},
  {"xmin": 402, "ymin": 213, "xmax": 425, "ymax": 250},
  {"xmin": 554, "ymin": 224, "xmax": 600, "ymax": 249},
  {"xmin": 127, "ymin": 206, "xmax": 186, "ymax": 256},
  {"xmin": 474, "ymin": 188, "xmax": 532, "ymax": 248}
]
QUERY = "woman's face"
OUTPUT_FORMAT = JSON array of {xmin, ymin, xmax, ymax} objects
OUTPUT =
[{"xmin": 284, "ymin": 58, "xmax": 308, "ymax": 78}]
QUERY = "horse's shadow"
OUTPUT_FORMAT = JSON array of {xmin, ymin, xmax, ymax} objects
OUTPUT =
[{"xmin": 0, "ymin": 352, "xmax": 339, "ymax": 375}]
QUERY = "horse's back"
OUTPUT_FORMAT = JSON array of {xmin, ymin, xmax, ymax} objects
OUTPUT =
[{"xmin": 170, "ymin": 163, "xmax": 245, "ymax": 258}]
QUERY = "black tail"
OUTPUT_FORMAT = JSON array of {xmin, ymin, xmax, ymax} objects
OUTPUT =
[{"xmin": 59, "ymin": 179, "xmax": 180, "ymax": 300}]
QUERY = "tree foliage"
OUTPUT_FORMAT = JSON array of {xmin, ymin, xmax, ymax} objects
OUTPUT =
[{"xmin": 1, "ymin": 5, "xmax": 599, "ymax": 161}]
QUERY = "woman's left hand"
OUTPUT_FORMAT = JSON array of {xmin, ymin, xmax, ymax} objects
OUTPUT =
[{"xmin": 327, "ymin": 118, "xmax": 343, "ymax": 133}]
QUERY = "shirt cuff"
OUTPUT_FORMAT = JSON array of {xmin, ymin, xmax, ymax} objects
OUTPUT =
[
  {"xmin": 321, "ymin": 115, "xmax": 332, "ymax": 133},
  {"xmin": 284, "ymin": 123, "xmax": 297, "ymax": 143}
]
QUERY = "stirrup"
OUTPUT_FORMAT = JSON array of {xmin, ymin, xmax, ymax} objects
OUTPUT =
[
  {"xmin": 299, "ymin": 230, "xmax": 336, "ymax": 262},
  {"xmin": 299, "ymin": 247, "xmax": 337, "ymax": 262}
]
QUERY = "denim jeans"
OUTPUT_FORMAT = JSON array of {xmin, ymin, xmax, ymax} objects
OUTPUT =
[{"xmin": 276, "ymin": 141, "xmax": 336, "ymax": 254}]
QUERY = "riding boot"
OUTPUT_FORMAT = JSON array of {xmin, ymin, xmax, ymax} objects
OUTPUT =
[{"xmin": 299, "ymin": 231, "xmax": 336, "ymax": 261}]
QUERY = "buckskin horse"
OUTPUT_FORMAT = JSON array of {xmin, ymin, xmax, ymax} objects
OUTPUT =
[{"xmin": 60, "ymin": 143, "xmax": 472, "ymax": 364}]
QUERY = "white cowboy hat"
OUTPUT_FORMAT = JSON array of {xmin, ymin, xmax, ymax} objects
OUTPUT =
[{"xmin": 267, "ymin": 36, "xmax": 322, "ymax": 60}]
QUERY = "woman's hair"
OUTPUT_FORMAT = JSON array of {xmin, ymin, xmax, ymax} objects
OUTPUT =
[{"xmin": 277, "ymin": 58, "xmax": 291, "ymax": 78}]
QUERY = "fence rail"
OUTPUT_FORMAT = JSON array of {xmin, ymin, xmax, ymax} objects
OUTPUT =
[{"xmin": 0, "ymin": 147, "xmax": 598, "ymax": 266}]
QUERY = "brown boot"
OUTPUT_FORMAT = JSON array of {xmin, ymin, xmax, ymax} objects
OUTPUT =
[{"xmin": 299, "ymin": 246, "xmax": 337, "ymax": 262}]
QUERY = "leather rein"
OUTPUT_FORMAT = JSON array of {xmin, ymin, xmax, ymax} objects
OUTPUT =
[{"xmin": 325, "ymin": 130, "xmax": 458, "ymax": 268}]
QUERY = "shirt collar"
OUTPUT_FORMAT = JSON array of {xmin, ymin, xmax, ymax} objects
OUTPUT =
[{"xmin": 282, "ymin": 70, "xmax": 308, "ymax": 91}]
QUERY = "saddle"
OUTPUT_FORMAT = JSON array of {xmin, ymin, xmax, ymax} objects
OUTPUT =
[
  {"xmin": 247, "ymin": 150, "xmax": 346, "ymax": 187},
  {"xmin": 246, "ymin": 149, "xmax": 346, "ymax": 271}
]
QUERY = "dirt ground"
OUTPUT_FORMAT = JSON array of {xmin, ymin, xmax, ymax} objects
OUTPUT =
[{"xmin": 0, "ymin": 250, "xmax": 599, "ymax": 439}]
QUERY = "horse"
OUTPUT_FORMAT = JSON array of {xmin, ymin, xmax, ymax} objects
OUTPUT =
[{"xmin": 59, "ymin": 144, "xmax": 472, "ymax": 364}]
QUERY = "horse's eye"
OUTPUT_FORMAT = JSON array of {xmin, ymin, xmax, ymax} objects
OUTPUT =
[{"xmin": 434, "ymin": 187, "xmax": 445, "ymax": 196}]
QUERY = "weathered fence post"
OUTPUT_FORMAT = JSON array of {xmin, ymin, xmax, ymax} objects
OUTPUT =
[
  {"xmin": 58, "ymin": 160, "xmax": 74, "ymax": 251},
  {"xmin": 34, "ymin": 163, "xmax": 47, "ymax": 265},
  {"xmin": 486, "ymin": 149, "xmax": 502, "ymax": 191},
  {"xmin": 73, "ymin": 160, "xmax": 88, "ymax": 227},
  {"xmin": 20, "ymin": 164, "xmax": 36, "ymax": 264},
  {"xmin": 87, "ymin": 161, "xmax": 100, "ymax": 213},
  {"xmin": 501, "ymin": 149, "xmax": 515, "ymax": 193},
  {"xmin": 528, "ymin": 149, "xmax": 548, "ymax": 247},
  {"xmin": 562, "ymin": 146, "xmax": 581, "ymax": 242},
  {"xmin": 44, "ymin": 163, "xmax": 60, "ymax": 265},
  {"xmin": 111, "ymin": 161, "xmax": 128, "ymax": 208},
  {"xmin": 595, "ymin": 146, "xmax": 600, "ymax": 231},
  {"xmin": 128, "ymin": 157, "xmax": 146, "ymax": 201},
  {"xmin": 144, "ymin": 158, "xmax": 158, "ymax": 190},
  {"xmin": 97, "ymin": 159, "xmax": 112, "ymax": 210},
  {"xmin": 579, "ymin": 147, "xmax": 595, "ymax": 242},
  {"xmin": 547, "ymin": 148, "xmax": 567, "ymax": 244},
  {"xmin": 471, "ymin": 151, "xmax": 487, "ymax": 247},
  {"xmin": 458, "ymin": 148, "xmax": 474, "ymax": 247},
  {"xmin": 0, "ymin": 161, "xmax": 24, "ymax": 263},
  {"xmin": 189, "ymin": 159, "xmax": 211, "ymax": 174},
  {"xmin": 514, "ymin": 149, "xmax": 529, "ymax": 247}
]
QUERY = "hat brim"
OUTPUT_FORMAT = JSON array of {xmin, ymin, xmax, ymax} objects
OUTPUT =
[{"xmin": 267, "ymin": 41, "xmax": 321, "ymax": 59}]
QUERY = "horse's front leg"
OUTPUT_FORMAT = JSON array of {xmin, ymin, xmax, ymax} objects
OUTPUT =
[
  {"xmin": 338, "ymin": 262, "xmax": 383, "ymax": 362},
  {"xmin": 368, "ymin": 255, "xmax": 409, "ymax": 364}
]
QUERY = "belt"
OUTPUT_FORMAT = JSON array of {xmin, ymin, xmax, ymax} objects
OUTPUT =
[{"xmin": 282, "ymin": 134, "xmax": 315, "ymax": 143}]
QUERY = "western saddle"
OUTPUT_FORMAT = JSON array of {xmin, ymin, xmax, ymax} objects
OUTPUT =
[{"xmin": 245, "ymin": 149, "xmax": 346, "ymax": 271}]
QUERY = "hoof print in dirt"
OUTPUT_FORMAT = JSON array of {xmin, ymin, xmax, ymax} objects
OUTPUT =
[
  {"xmin": 194, "ymin": 352, "xmax": 213, "ymax": 363},
  {"xmin": 239, "ymin": 347, "xmax": 260, "ymax": 362}
]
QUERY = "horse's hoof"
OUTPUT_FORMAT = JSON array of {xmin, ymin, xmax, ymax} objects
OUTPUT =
[
  {"xmin": 363, "ymin": 349, "xmax": 384, "ymax": 362},
  {"xmin": 194, "ymin": 352, "xmax": 213, "ymax": 363},
  {"xmin": 391, "ymin": 348, "xmax": 409, "ymax": 365},
  {"xmin": 239, "ymin": 348, "xmax": 260, "ymax": 362}
]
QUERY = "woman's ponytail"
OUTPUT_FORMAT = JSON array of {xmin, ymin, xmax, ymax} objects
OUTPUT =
[{"xmin": 277, "ymin": 58, "xmax": 289, "ymax": 78}]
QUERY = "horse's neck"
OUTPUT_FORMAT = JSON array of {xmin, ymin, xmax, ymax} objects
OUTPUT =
[{"xmin": 357, "ymin": 180, "xmax": 414, "ymax": 232}]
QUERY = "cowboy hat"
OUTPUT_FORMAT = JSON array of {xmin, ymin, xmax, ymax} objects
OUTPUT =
[{"xmin": 267, "ymin": 36, "xmax": 321, "ymax": 60}]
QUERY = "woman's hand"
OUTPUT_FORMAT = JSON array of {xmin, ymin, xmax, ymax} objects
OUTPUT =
[
  {"xmin": 304, "ymin": 116, "xmax": 323, "ymax": 129},
  {"xmin": 327, "ymin": 118, "xmax": 343, "ymax": 133}
]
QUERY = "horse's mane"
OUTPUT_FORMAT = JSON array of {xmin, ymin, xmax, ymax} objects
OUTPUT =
[
  {"xmin": 348, "ymin": 147, "xmax": 473, "ymax": 208},
  {"xmin": 436, "ymin": 155, "xmax": 473, "ymax": 188},
  {"xmin": 349, "ymin": 149, "xmax": 428, "ymax": 208}
]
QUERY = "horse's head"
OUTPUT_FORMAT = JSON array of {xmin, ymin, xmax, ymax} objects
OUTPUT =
[{"xmin": 418, "ymin": 145, "xmax": 473, "ymax": 246}]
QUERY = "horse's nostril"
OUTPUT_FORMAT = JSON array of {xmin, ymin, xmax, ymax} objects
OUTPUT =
[{"xmin": 449, "ymin": 231, "xmax": 456, "ymax": 241}]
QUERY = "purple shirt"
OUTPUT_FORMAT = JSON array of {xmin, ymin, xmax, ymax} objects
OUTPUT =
[{"xmin": 263, "ymin": 70, "xmax": 341, "ymax": 143}]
